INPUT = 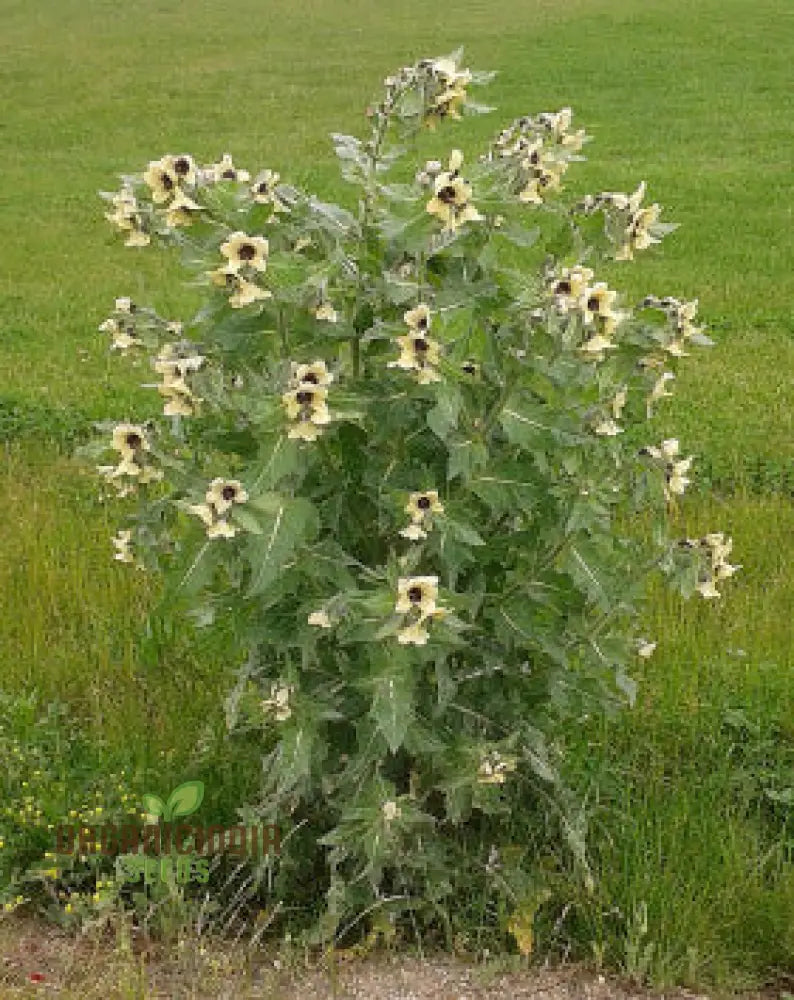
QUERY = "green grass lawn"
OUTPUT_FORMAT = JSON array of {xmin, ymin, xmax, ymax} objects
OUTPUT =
[{"xmin": 1, "ymin": 0, "xmax": 793, "ymax": 989}]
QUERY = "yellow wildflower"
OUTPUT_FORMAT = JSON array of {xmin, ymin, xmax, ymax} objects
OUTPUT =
[
  {"xmin": 250, "ymin": 169, "xmax": 288, "ymax": 213},
  {"xmin": 207, "ymin": 153, "xmax": 250, "ymax": 184},
  {"xmin": 220, "ymin": 232, "xmax": 270, "ymax": 273},
  {"xmin": 143, "ymin": 156, "xmax": 179, "ymax": 204},
  {"xmin": 426, "ymin": 150, "xmax": 483, "ymax": 232},
  {"xmin": 282, "ymin": 385, "xmax": 332, "ymax": 441}
]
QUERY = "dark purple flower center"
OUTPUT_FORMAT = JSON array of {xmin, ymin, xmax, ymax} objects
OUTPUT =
[
  {"xmin": 413, "ymin": 338, "xmax": 429, "ymax": 353},
  {"xmin": 161, "ymin": 172, "xmax": 174, "ymax": 191},
  {"xmin": 221, "ymin": 168, "xmax": 236, "ymax": 179},
  {"xmin": 555, "ymin": 280, "xmax": 571, "ymax": 294},
  {"xmin": 174, "ymin": 157, "xmax": 191, "ymax": 176},
  {"xmin": 237, "ymin": 243, "xmax": 256, "ymax": 261},
  {"xmin": 407, "ymin": 586, "xmax": 423, "ymax": 603},
  {"xmin": 296, "ymin": 390, "xmax": 314, "ymax": 405},
  {"xmin": 302, "ymin": 373, "xmax": 319, "ymax": 385},
  {"xmin": 221, "ymin": 485, "xmax": 237, "ymax": 502},
  {"xmin": 417, "ymin": 495, "xmax": 431, "ymax": 510},
  {"xmin": 125, "ymin": 432, "xmax": 142, "ymax": 449},
  {"xmin": 587, "ymin": 296, "xmax": 600, "ymax": 312},
  {"xmin": 438, "ymin": 184, "xmax": 457, "ymax": 204}
]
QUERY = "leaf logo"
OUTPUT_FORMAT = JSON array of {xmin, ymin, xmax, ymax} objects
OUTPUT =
[{"xmin": 142, "ymin": 780, "xmax": 204, "ymax": 822}]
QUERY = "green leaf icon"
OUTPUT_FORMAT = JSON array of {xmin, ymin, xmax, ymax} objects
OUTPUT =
[
  {"xmin": 142, "ymin": 793, "xmax": 165, "ymax": 819},
  {"xmin": 164, "ymin": 780, "xmax": 204, "ymax": 821}
]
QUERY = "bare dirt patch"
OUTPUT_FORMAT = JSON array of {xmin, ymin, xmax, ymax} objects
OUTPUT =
[{"xmin": 0, "ymin": 918, "xmax": 767, "ymax": 999}]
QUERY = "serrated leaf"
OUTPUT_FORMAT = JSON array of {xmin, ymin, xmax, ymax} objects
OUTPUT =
[
  {"xmin": 370, "ymin": 664, "xmax": 414, "ymax": 753},
  {"xmin": 165, "ymin": 780, "xmax": 204, "ymax": 821},
  {"xmin": 177, "ymin": 541, "xmax": 217, "ymax": 596},
  {"xmin": 426, "ymin": 384, "xmax": 461, "ymax": 441},
  {"xmin": 246, "ymin": 496, "xmax": 318, "ymax": 597},
  {"xmin": 230, "ymin": 506, "xmax": 264, "ymax": 535},
  {"xmin": 252, "ymin": 436, "xmax": 302, "ymax": 491},
  {"xmin": 445, "ymin": 518, "xmax": 486, "ymax": 546}
]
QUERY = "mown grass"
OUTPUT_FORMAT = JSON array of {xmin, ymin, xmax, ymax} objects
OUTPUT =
[{"xmin": 1, "ymin": 0, "xmax": 792, "ymax": 989}]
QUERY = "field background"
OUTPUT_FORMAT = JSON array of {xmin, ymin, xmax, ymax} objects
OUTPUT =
[{"xmin": 1, "ymin": 0, "xmax": 792, "ymax": 990}]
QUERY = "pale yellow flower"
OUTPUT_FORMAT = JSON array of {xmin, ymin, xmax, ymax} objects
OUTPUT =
[
  {"xmin": 579, "ymin": 333, "xmax": 617, "ymax": 358},
  {"xmin": 292, "ymin": 361, "xmax": 334, "ymax": 388},
  {"xmin": 208, "ymin": 153, "xmax": 250, "ymax": 184},
  {"xmin": 220, "ymin": 232, "xmax": 270, "ymax": 273},
  {"xmin": 167, "ymin": 153, "xmax": 199, "ymax": 187},
  {"xmin": 550, "ymin": 266, "xmax": 594, "ymax": 312},
  {"xmin": 99, "ymin": 317, "xmax": 141, "ymax": 353},
  {"xmin": 165, "ymin": 190, "xmax": 203, "ymax": 228},
  {"xmin": 646, "ymin": 372, "xmax": 675, "ymax": 417},
  {"xmin": 261, "ymin": 684, "xmax": 293, "ymax": 722},
  {"xmin": 426, "ymin": 151, "xmax": 483, "ymax": 232},
  {"xmin": 250, "ymin": 170, "xmax": 288, "ymax": 213},
  {"xmin": 389, "ymin": 334, "xmax": 442, "ymax": 383},
  {"xmin": 189, "ymin": 503, "xmax": 237, "ymax": 539},
  {"xmin": 665, "ymin": 456, "xmax": 693, "ymax": 497},
  {"xmin": 143, "ymin": 157, "xmax": 179, "ymax": 204},
  {"xmin": 206, "ymin": 478, "xmax": 248, "ymax": 515},
  {"xmin": 112, "ymin": 423, "xmax": 150, "ymax": 461},
  {"xmin": 404, "ymin": 303, "xmax": 431, "ymax": 332},
  {"xmin": 382, "ymin": 800, "xmax": 401, "ymax": 822},
  {"xmin": 696, "ymin": 577, "xmax": 721, "ymax": 600},
  {"xmin": 636, "ymin": 639, "xmax": 657, "ymax": 659},
  {"xmin": 105, "ymin": 188, "xmax": 150, "ymax": 246},
  {"xmin": 112, "ymin": 530, "xmax": 134, "ymax": 564},
  {"xmin": 399, "ymin": 523, "xmax": 427, "ymax": 541},
  {"xmin": 395, "ymin": 576, "xmax": 440, "ymax": 618},
  {"xmin": 397, "ymin": 621, "xmax": 431, "ymax": 646},
  {"xmin": 282, "ymin": 385, "xmax": 332, "ymax": 440},
  {"xmin": 477, "ymin": 752, "xmax": 517, "ymax": 785},
  {"xmin": 125, "ymin": 228, "xmax": 150, "ymax": 248},
  {"xmin": 229, "ymin": 276, "xmax": 272, "ymax": 309},
  {"xmin": 611, "ymin": 386, "xmax": 628, "ymax": 419},
  {"xmin": 308, "ymin": 610, "xmax": 333, "ymax": 628},
  {"xmin": 314, "ymin": 302, "xmax": 338, "ymax": 323},
  {"xmin": 593, "ymin": 418, "xmax": 623, "ymax": 437},
  {"xmin": 580, "ymin": 283, "xmax": 620, "ymax": 328}
]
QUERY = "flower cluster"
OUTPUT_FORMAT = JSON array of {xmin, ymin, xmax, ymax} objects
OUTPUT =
[
  {"xmin": 153, "ymin": 342, "xmax": 205, "ymax": 417},
  {"xmin": 99, "ymin": 298, "xmax": 141, "ymax": 353},
  {"xmin": 102, "ymin": 187, "xmax": 149, "ymax": 247},
  {"xmin": 142, "ymin": 154, "xmax": 203, "ymax": 227},
  {"xmin": 640, "ymin": 438, "xmax": 693, "ymax": 504},
  {"xmin": 477, "ymin": 750, "xmax": 517, "ymax": 785},
  {"xmin": 579, "ymin": 181, "xmax": 669, "ymax": 260},
  {"xmin": 549, "ymin": 266, "xmax": 624, "ymax": 358},
  {"xmin": 97, "ymin": 424, "xmax": 161, "ymax": 497},
  {"xmin": 490, "ymin": 108, "xmax": 586, "ymax": 205},
  {"xmin": 425, "ymin": 150, "xmax": 483, "ymax": 233},
  {"xmin": 210, "ymin": 231, "xmax": 272, "ymax": 309},
  {"xmin": 189, "ymin": 478, "xmax": 248, "ymax": 539},
  {"xmin": 389, "ymin": 304, "xmax": 442, "ymax": 383},
  {"xmin": 250, "ymin": 169, "xmax": 289, "ymax": 217},
  {"xmin": 383, "ymin": 53, "xmax": 473, "ymax": 129},
  {"xmin": 394, "ymin": 576, "xmax": 447, "ymax": 646},
  {"xmin": 640, "ymin": 295, "xmax": 706, "ymax": 358},
  {"xmin": 261, "ymin": 684, "xmax": 294, "ymax": 722},
  {"xmin": 399, "ymin": 490, "xmax": 444, "ymax": 541},
  {"xmin": 282, "ymin": 360, "xmax": 334, "ymax": 441},
  {"xmin": 681, "ymin": 533, "xmax": 741, "ymax": 599},
  {"xmin": 98, "ymin": 298, "xmax": 183, "ymax": 356},
  {"xmin": 592, "ymin": 385, "xmax": 628, "ymax": 437}
]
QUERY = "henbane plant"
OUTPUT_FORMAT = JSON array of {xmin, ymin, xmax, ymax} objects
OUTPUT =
[{"xmin": 87, "ymin": 49, "xmax": 739, "ymax": 943}]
